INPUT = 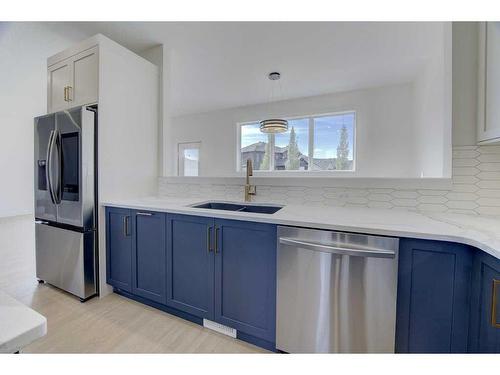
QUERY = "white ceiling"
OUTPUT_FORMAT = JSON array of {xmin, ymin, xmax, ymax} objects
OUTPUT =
[{"xmin": 45, "ymin": 22, "xmax": 447, "ymax": 116}]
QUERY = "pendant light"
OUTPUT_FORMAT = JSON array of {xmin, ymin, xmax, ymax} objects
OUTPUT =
[{"xmin": 260, "ymin": 72, "xmax": 288, "ymax": 133}]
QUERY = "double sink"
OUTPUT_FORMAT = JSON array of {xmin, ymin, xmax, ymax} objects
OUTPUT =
[{"xmin": 190, "ymin": 201, "xmax": 283, "ymax": 215}]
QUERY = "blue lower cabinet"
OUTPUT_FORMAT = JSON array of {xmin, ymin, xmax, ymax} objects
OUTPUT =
[
  {"xmin": 107, "ymin": 210, "xmax": 277, "ymax": 349},
  {"xmin": 468, "ymin": 251, "xmax": 500, "ymax": 353},
  {"xmin": 396, "ymin": 239, "xmax": 473, "ymax": 353},
  {"xmin": 106, "ymin": 207, "xmax": 133, "ymax": 292},
  {"xmin": 214, "ymin": 219, "xmax": 277, "ymax": 344},
  {"xmin": 131, "ymin": 210, "xmax": 167, "ymax": 304},
  {"xmin": 166, "ymin": 214, "xmax": 215, "ymax": 320},
  {"xmin": 106, "ymin": 207, "xmax": 500, "ymax": 353}
]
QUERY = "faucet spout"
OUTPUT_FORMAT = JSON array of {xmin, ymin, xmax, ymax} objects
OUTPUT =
[
  {"xmin": 245, "ymin": 159, "xmax": 256, "ymax": 202},
  {"xmin": 246, "ymin": 159, "xmax": 253, "ymax": 183}
]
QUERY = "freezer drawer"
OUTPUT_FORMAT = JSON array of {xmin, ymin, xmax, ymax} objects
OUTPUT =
[
  {"xmin": 276, "ymin": 226, "xmax": 399, "ymax": 353},
  {"xmin": 35, "ymin": 222, "xmax": 96, "ymax": 299}
]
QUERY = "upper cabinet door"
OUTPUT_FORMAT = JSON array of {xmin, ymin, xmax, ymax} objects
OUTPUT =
[
  {"xmin": 71, "ymin": 47, "xmax": 99, "ymax": 107},
  {"xmin": 166, "ymin": 214, "xmax": 215, "ymax": 320},
  {"xmin": 48, "ymin": 60, "xmax": 71, "ymax": 113},
  {"xmin": 214, "ymin": 219, "xmax": 277, "ymax": 343},
  {"xmin": 478, "ymin": 22, "xmax": 500, "ymax": 144}
]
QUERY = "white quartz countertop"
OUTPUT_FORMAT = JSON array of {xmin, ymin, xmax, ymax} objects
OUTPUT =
[
  {"xmin": 102, "ymin": 196, "xmax": 500, "ymax": 260},
  {"xmin": 0, "ymin": 290, "xmax": 47, "ymax": 353}
]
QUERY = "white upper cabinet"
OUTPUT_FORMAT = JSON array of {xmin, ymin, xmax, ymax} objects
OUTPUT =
[
  {"xmin": 72, "ymin": 48, "xmax": 99, "ymax": 107},
  {"xmin": 47, "ymin": 46, "xmax": 98, "ymax": 113},
  {"xmin": 477, "ymin": 22, "xmax": 500, "ymax": 144},
  {"xmin": 48, "ymin": 59, "xmax": 71, "ymax": 112}
]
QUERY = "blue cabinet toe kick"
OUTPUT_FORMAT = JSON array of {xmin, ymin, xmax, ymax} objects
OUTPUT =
[{"xmin": 113, "ymin": 288, "xmax": 277, "ymax": 352}]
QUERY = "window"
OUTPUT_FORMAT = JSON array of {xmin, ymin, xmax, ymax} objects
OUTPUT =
[
  {"xmin": 178, "ymin": 142, "xmax": 200, "ymax": 176},
  {"xmin": 240, "ymin": 123, "xmax": 270, "ymax": 171},
  {"xmin": 239, "ymin": 112, "xmax": 355, "ymax": 172},
  {"xmin": 274, "ymin": 118, "xmax": 309, "ymax": 170}
]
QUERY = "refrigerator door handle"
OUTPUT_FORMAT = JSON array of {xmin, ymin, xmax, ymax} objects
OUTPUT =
[
  {"xmin": 54, "ymin": 130, "xmax": 63, "ymax": 204},
  {"xmin": 45, "ymin": 130, "xmax": 56, "ymax": 204}
]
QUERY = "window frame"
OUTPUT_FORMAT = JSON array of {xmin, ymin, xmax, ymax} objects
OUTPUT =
[
  {"xmin": 236, "ymin": 110, "xmax": 356, "ymax": 174},
  {"xmin": 178, "ymin": 141, "xmax": 201, "ymax": 176}
]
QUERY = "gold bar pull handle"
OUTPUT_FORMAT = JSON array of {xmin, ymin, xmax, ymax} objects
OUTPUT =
[
  {"xmin": 207, "ymin": 226, "xmax": 213, "ymax": 253},
  {"xmin": 492, "ymin": 279, "xmax": 500, "ymax": 328},
  {"xmin": 63, "ymin": 86, "xmax": 68, "ymax": 102},
  {"xmin": 67, "ymin": 86, "xmax": 72, "ymax": 101}
]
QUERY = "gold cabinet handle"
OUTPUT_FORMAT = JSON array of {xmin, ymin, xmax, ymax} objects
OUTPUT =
[
  {"xmin": 207, "ymin": 226, "xmax": 213, "ymax": 253},
  {"xmin": 492, "ymin": 279, "xmax": 500, "ymax": 328},
  {"xmin": 63, "ymin": 86, "xmax": 72, "ymax": 102},
  {"xmin": 214, "ymin": 226, "xmax": 220, "ymax": 254}
]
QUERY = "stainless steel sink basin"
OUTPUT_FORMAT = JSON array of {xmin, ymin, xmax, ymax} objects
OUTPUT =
[{"xmin": 190, "ymin": 201, "xmax": 283, "ymax": 214}]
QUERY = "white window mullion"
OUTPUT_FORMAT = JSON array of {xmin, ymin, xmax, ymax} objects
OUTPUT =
[{"xmin": 308, "ymin": 117, "xmax": 314, "ymax": 172}]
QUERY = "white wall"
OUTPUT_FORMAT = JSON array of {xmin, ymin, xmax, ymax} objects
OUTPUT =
[
  {"xmin": 139, "ymin": 45, "xmax": 174, "ymax": 178},
  {"xmin": 412, "ymin": 23, "xmax": 452, "ymax": 178},
  {"xmin": 98, "ymin": 36, "xmax": 159, "ymax": 203},
  {"xmin": 413, "ymin": 60, "xmax": 449, "ymax": 177},
  {"xmin": 452, "ymin": 22, "xmax": 478, "ymax": 146},
  {"xmin": 163, "ymin": 24, "xmax": 454, "ymax": 180},
  {"xmin": 139, "ymin": 45, "xmax": 167, "ymax": 177},
  {"xmin": 0, "ymin": 23, "xmax": 87, "ymax": 218},
  {"xmin": 166, "ymin": 83, "xmax": 422, "ymax": 178}
]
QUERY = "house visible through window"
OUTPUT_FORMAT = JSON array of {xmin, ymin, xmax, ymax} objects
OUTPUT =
[
  {"xmin": 239, "ymin": 112, "xmax": 355, "ymax": 172},
  {"xmin": 240, "ymin": 124, "xmax": 269, "ymax": 171},
  {"xmin": 178, "ymin": 142, "xmax": 200, "ymax": 176}
]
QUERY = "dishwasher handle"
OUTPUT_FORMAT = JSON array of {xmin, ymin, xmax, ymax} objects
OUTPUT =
[{"xmin": 279, "ymin": 237, "xmax": 396, "ymax": 258}]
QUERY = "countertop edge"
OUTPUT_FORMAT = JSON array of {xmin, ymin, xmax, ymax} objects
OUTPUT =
[{"xmin": 0, "ymin": 291, "xmax": 47, "ymax": 353}]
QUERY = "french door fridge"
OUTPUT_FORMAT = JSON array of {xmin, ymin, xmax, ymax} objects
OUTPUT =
[{"xmin": 34, "ymin": 105, "xmax": 98, "ymax": 301}]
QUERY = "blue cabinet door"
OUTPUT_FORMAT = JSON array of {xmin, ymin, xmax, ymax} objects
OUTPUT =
[
  {"xmin": 469, "ymin": 251, "xmax": 500, "ymax": 353},
  {"xmin": 106, "ymin": 207, "xmax": 132, "ymax": 292},
  {"xmin": 214, "ymin": 219, "xmax": 276, "ymax": 343},
  {"xmin": 131, "ymin": 210, "xmax": 167, "ymax": 304},
  {"xmin": 166, "ymin": 214, "xmax": 215, "ymax": 320},
  {"xmin": 396, "ymin": 239, "xmax": 473, "ymax": 353}
]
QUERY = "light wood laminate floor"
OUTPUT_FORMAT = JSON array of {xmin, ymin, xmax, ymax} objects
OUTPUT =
[{"xmin": 0, "ymin": 215, "xmax": 267, "ymax": 353}]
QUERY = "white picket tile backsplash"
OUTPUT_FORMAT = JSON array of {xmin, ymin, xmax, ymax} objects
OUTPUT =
[{"xmin": 158, "ymin": 145, "xmax": 500, "ymax": 216}]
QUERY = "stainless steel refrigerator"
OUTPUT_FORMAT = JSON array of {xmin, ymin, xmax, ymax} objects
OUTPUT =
[{"xmin": 34, "ymin": 105, "xmax": 98, "ymax": 301}]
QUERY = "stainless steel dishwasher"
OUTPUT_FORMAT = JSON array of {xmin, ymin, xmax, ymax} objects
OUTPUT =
[{"xmin": 276, "ymin": 226, "xmax": 399, "ymax": 353}]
